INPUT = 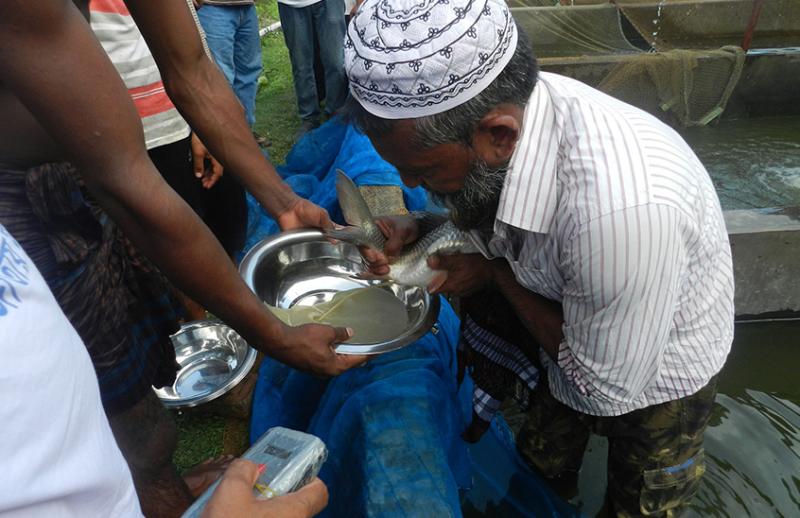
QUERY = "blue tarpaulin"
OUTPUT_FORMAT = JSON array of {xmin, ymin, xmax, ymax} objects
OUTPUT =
[
  {"xmin": 246, "ymin": 120, "xmax": 580, "ymax": 517},
  {"xmin": 251, "ymin": 302, "xmax": 473, "ymax": 517},
  {"xmin": 243, "ymin": 117, "xmax": 428, "ymax": 254}
]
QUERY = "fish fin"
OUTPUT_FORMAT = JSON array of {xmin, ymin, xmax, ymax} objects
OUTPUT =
[
  {"xmin": 351, "ymin": 271, "xmax": 389, "ymax": 282},
  {"xmin": 335, "ymin": 170, "xmax": 386, "ymax": 250},
  {"xmin": 336, "ymin": 170, "xmax": 374, "ymax": 228},
  {"xmin": 427, "ymin": 270, "xmax": 449, "ymax": 293},
  {"xmin": 323, "ymin": 226, "xmax": 374, "ymax": 247}
]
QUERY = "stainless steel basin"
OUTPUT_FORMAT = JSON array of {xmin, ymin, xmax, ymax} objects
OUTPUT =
[
  {"xmin": 239, "ymin": 229, "xmax": 439, "ymax": 355},
  {"xmin": 153, "ymin": 320, "xmax": 257, "ymax": 409}
]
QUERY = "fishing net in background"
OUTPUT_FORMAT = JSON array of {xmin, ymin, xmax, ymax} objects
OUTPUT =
[
  {"xmin": 613, "ymin": 0, "xmax": 799, "ymax": 51},
  {"xmin": 512, "ymin": 4, "xmax": 642, "ymax": 57},
  {"xmin": 506, "ymin": 0, "xmax": 558, "ymax": 6},
  {"xmin": 510, "ymin": 0, "xmax": 800, "ymax": 54},
  {"xmin": 509, "ymin": 0, "xmax": 800, "ymax": 126},
  {"xmin": 597, "ymin": 45, "xmax": 745, "ymax": 126},
  {"xmin": 507, "ymin": 0, "xmax": 610, "ymax": 5}
]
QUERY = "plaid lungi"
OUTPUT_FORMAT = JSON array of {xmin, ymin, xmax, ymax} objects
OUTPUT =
[
  {"xmin": 0, "ymin": 162, "xmax": 180, "ymax": 415},
  {"xmin": 459, "ymin": 290, "xmax": 541, "ymax": 424}
]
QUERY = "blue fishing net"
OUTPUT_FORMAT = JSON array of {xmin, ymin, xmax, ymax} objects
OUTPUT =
[
  {"xmin": 242, "ymin": 117, "xmax": 429, "ymax": 256},
  {"xmin": 464, "ymin": 416, "xmax": 583, "ymax": 517},
  {"xmin": 246, "ymin": 120, "xmax": 580, "ymax": 517},
  {"xmin": 251, "ymin": 301, "xmax": 474, "ymax": 517}
]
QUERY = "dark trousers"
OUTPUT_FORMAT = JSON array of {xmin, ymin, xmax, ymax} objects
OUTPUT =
[
  {"xmin": 279, "ymin": 0, "xmax": 348, "ymax": 122},
  {"xmin": 148, "ymin": 136, "xmax": 247, "ymax": 256},
  {"xmin": 463, "ymin": 290, "xmax": 717, "ymax": 517}
]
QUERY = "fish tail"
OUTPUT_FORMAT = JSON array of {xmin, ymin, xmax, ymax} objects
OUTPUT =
[
  {"xmin": 352, "ymin": 271, "xmax": 389, "ymax": 282},
  {"xmin": 335, "ymin": 169, "xmax": 385, "ymax": 250},
  {"xmin": 323, "ymin": 226, "xmax": 374, "ymax": 247}
]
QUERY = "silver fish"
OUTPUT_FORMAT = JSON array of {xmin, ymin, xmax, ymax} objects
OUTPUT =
[{"xmin": 324, "ymin": 170, "xmax": 478, "ymax": 288}]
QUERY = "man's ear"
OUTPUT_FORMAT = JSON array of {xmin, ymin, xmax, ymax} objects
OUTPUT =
[{"xmin": 471, "ymin": 109, "xmax": 522, "ymax": 166}]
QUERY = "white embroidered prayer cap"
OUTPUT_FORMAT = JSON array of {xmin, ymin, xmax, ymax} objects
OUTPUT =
[{"xmin": 345, "ymin": 0, "xmax": 518, "ymax": 119}]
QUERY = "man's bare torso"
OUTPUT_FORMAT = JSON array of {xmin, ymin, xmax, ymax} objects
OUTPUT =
[{"xmin": 0, "ymin": 0, "xmax": 89, "ymax": 169}]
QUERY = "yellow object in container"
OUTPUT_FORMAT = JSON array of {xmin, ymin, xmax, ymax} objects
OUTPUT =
[{"xmin": 267, "ymin": 286, "xmax": 409, "ymax": 344}]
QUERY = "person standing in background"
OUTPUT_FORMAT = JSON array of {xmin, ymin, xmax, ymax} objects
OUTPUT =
[
  {"xmin": 197, "ymin": 0, "xmax": 270, "ymax": 145},
  {"xmin": 278, "ymin": 0, "xmax": 349, "ymax": 139},
  {"xmin": 90, "ymin": 0, "xmax": 248, "ymax": 320}
]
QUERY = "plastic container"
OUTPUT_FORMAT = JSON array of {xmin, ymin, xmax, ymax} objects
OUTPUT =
[{"xmin": 182, "ymin": 427, "xmax": 328, "ymax": 517}]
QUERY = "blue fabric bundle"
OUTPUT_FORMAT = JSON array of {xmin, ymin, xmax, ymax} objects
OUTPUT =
[
  {"xmin": 243, "ymin": 117, "xmax": 428, "ymax": 254},
  {"xmin": 249, "ymin": 303, "xmax": 579, "ymax": 517},
  {"xmin": 251, "ymin": 301, "xmax": 475, "ymax": 517}
]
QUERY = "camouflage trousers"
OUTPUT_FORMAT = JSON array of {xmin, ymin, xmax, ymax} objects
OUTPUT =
[{"xmin": 517, "ymin": 375, "xmax": 718, "ymax": 517}]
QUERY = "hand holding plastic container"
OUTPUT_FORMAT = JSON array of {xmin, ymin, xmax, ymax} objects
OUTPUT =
[{"xmin": 183, "ymin": 427, "xmax": 328, "ymax": 517}]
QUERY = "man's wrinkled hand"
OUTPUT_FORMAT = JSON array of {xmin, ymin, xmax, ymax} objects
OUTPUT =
[
  {"xmin": 272, "ymin": 322, "xmax": 369, "ymax": 377},
  {"xmin": 277, "ymin": 198, "xmax": 333, "ymax": 231},
  {"xmin": 202, "ymin": 459, "xmax": 328, "ymax": 518},
  {"xmin": 191, "ymin": 133, "xmax": 224, "ymax": 189},
  {"xmin": 360, "ymin": 214, "xmax": 419, "ymax": 276},
  {"xmin": 426, "ymin": 253, "xmax": 494, "ymax": 297}
]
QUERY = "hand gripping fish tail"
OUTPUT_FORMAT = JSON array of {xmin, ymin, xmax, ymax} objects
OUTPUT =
[
  {"xmin": 324, "ymin": 169, "xmax": 479, "ymax": 288},
  {"xmin": 322, "ymin": 170, "xmax": 387, "ymax": 250}
]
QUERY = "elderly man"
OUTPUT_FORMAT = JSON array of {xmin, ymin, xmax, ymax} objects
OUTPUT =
[{"xmin": 344, "ymin": 0, "xmax": 734, "ymax": 516}]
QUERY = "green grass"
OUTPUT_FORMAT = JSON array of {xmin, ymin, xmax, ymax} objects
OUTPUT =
[
  {"xmin": 255, "ymin": 0, "xmax": 301, "ymax": 164},
  {"xmin": 174, "ymin": 413, "xmax": 227, "ymax": 473},
  {"xmin": 173, "ymin": 0, "xmax": 294, "ymax": 471}
]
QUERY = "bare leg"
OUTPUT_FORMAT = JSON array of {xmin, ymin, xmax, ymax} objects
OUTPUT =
[
  {"xmin": 183, "ymin": 454, "xmax": 236, "ymax": 497},
  {"xmin": 107, "ymin": 391, "xmax": 194, "ymax": 518}
]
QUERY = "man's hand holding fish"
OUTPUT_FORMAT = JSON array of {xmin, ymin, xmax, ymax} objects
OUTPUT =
[
  {"xmin": 425, "ymin": 253, "xmax": 495, "ymax": 297},
  {"xmin": 324, "ymin": 172, "xmax": 478, "ymax": 290},
  {"xmin": 359, "ymin": 214, "xmax": 492, "ymax": 295},
  {"xmin": 359, "ymin": 214, "xmax": 421, "ymax": 276}
]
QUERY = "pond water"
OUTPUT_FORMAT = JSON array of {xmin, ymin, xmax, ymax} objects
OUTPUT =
[
  {"xmin": 571, "ymin": 322, "xmax": 800, "ymax": 517},
  {"xmin": 691, "ymin": 323, "xmax": 800, "ymax": 517},
  {"xmin": 681, "ymin": 117, "xmax": 800, "ymax": 211}
]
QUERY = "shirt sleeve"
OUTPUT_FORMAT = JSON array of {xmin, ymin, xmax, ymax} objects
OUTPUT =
[{"xmin": 556, "ymin": 203, "xmax": 690, "ymax": 407}]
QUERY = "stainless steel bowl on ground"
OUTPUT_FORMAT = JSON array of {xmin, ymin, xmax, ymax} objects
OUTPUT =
[
  {"xmin": 239, "ymin": 229, "xmax": 440, "ymax": 355},
  {"xmin": 153, "ymin": 320, "xmax": 257, "ymax": 409}
]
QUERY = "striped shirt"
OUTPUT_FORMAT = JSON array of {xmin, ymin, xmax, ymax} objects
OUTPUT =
[
  {"xmin": 90, "ymin": 0, "xmax": 191, "ymax": 149},
  {"xmin": 475, "ymin": 72, "xmax": 735, "ymax": 417}
]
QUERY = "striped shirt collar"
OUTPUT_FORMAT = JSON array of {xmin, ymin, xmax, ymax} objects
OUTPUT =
[{"xmin": 495, "ymin": 77, "xmax": 560, "ymax": 235}]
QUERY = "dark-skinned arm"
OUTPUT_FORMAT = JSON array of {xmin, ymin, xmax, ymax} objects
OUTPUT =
[
  {"xmin": 0, "ymin": 0, "xmax": 364, "ymax": 375},
  {"xmin": 491, "ymin": 205, "xmax": 687, "ymax": 405},
  {"xmin": 428, "ymin": 251, "xmax": 565, "ymax": 358},
  {"xmin": 124, "ymin": 0, "xmax": 330, "ymax": 230},
  {"xmin": 491, "ymin": 261, "xmax": 564, "ymax": 360}
]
